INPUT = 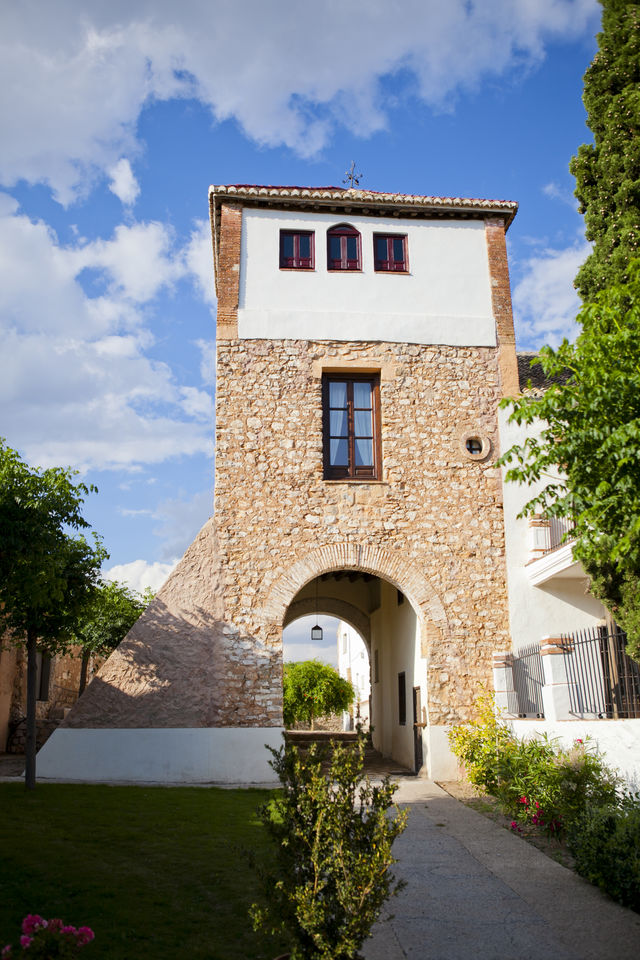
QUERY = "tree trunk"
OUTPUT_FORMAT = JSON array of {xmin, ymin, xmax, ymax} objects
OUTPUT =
[
  {"xmin": 78, "ymin": 649, "xmax": 90, "ymax": 696},
  {"xmin": 25, "ymin": 628, "xmax": 38, "ymax": 790}
]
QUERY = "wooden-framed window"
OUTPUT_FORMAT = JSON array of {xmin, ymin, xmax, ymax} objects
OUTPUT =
[
  {"xmin": 327, "ymin": 223, "xmax": 361, "ymax": 271},
  {"xmin": 373, "ymin": 233, "xmax": 408, "ymax": 272},
  {"xmin": 322, "ymin": 374, "xmax": 381, "ymax": 480},
  {"xmin": 279, "ymin": 230, "xmax": 314, "ymax": 269}
]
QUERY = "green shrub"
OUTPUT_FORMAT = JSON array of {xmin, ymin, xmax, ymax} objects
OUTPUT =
[
  {"xmin": 449, "ymin": 694, "xmax": 620, "ymax": 838},
  {"xmin": 251, "ymin": 732, "xmax": 407, "ymax": 960},
  {"xmin": 447, "ymin": 692, "xmax": 517, "ymax": 794},
  {"xmin": 568, "ymin": 794, "xmax": 640, "ymax": 912}
]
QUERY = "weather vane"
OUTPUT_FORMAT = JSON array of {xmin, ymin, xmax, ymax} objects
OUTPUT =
[{"xmin": 343, "ymin": 161, "xmax": 363, "ymax": 189}]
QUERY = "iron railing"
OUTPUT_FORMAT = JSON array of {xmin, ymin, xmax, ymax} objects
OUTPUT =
[
  {"xmin": 562, "ymin": 625, "xmax": 640, "ymax": 719},
  {"xmin": 508, "ymin": 642, "xmax": 545, "ymax": 717},
  {"xmin": 542, "ymin": 516, "xmax": 575, "ymax": 555}
]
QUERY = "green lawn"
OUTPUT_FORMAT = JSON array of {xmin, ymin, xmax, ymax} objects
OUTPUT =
[{"xmin": 0, "ymin": 783, "xmax": 287, "ymax": 959}]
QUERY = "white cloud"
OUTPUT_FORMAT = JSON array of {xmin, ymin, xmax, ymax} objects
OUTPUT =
[
  {"xmin": 0, "ymin": 197, "xmax": 214, "ymax": 470},
  {"xmin": 152, "ymin": 489, "xmax": 213, "ymax": 560},
  {"xmin": 108, "ymin": 158, "xmax": 140, "ymax": 206},
  {"xmin": 513, "ymin": 240, "xmax": 591, "ymax": 348},
  {"xmin": 542, "ymin": 181, "xmax": 579, "ymax": 210},
  {"xmin": 0, "ymin": 0, "xmax": 599, "ymax": 201},
  {"xmin": 104, "ymin": 558, "xmax": 178, "ymax": 593},
  {"xmin": 184, "ymin": 220, "xmax": 216, "ymax": 309}
]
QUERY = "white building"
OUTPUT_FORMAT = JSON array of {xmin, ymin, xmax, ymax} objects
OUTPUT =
[{"xmin": 337, "ymin": 621, "xmax": 371, "ymax": 729}]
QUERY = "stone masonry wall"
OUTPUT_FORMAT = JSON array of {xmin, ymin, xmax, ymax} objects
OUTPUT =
[
  {"xmin": 213, "ymin": 337, "xmax": 511, "ymax": 726},
  {"xmin": 66, "ymin": 337, "xmax": 511, "ymax": 730}
]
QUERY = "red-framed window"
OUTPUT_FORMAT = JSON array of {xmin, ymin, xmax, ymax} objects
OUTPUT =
[
  {"xmin": 279, "ymin": 230, "xmax": 314, "ymax": 269},
  {"xmin": 327, "ymin": 223, "xmax": 361, "ymax": 271},
  {"xmin": 373, "ymin": 233, "xmax": 408, "ymax": 272},
  {"xmin": 322, "ymin": 374, "xmax": 381, "ymax": 480}
]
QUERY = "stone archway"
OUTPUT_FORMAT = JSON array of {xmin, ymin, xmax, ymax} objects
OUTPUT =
[
  {"xmin": 283, "ymin": 596, "xmax": 371, "ymax": 648},
  {"xmin": 269, "ymin": 543, "xmax": 451, "ymax": 775},
  {"xmin": 261, "ymin": 541, "xmax": 448, "ymax": 639}
]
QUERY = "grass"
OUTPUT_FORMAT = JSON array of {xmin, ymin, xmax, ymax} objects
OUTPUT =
[{"xmin": 0, "ymin": 783, "xmax": 287, "ymax": 960}]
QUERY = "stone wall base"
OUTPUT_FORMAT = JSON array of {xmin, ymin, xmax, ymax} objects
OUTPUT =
[{"xmin": 36, "ymin": 727, "xmax": 284, "ymax": 784}]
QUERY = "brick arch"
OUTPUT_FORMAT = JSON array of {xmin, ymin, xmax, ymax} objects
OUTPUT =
[
  {"xmin": 283, "ymin": 597, "xmax": 371, "ymax": 648},
  {"xmin": 261, "ymin": 541, "xmax": 448, "ymax": 635}
]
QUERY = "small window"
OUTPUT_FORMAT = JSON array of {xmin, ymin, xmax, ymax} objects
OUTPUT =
[
  {"xmin": 398, "ymin": 672, "xmax": 406, "ymax": 725},
  {"xmin": 279, "ymin": 230, "xmax": 314, "ymax": 269},
  {"xmin": 322, "ymin": 374, "xmax": 381, "ymax": 480},
  {"xmin": 374, "ymin": 233, "xmax": 408, "ymax": 272},
  {"xmin": 327, "ymin": 224, "xmax": 361, "ymax": 271}
]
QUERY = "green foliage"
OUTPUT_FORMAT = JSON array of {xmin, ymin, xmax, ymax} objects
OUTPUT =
[
  {"xmin": 251, "ymin": 733, "xmax": 407, "ymax": 960},
  {"xmin": 447, "ymin": 692, "xmax": 516, "ymax": 794},
  {"xmin": 0, "ymin": 440, "xmax": 106, "ymax": 651},
  {"xmin": 449, "ymin": 694, "xmax": 620, "ymax": 839},
  {"xmin": 568, "ymin": 793, "xmax": 640, "ymax": 912},
  {"xmin": 283, "ymin": 660, "xmax": 355, "ymax": 729},
  {"xmin": 72, "ymin": 580, "xmax": 153, "ymax": 656},
  {"xmin": 498, "ymin": 268, "xmax": 640, "ymax": 658},
  {"xmin": 570, "ymin": 0, "xmax": 640, "ymax": 303}
]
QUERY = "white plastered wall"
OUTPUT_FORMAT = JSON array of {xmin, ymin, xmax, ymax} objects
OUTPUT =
[
  {"xmin": 498, "ymin": 407, "xmax": 605, "ymax": 652},
  {"xmin": 370, "ymin": 580, "xmax": 426, "ymax": 771},
  {"xmin": 36, "ymin": 728, "xmax": 283, "ymax": 784},
  {"xmin": 238, "ymin": 209, "xmax": 496, "ymax": 346}
]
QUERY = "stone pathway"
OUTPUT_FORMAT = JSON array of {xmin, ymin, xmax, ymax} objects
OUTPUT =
[{"xmin": 363, "ymin": 780, "xmax": 640, "ymax": 960}]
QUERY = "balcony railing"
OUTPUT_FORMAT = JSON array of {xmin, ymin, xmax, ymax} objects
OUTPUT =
[
  {"xmin": 528, "ymin": 515, "xmax": 575, "ymax": 563},
  {"xmin": 561, "ymin": 626, "xmax": 640, "ymax": 720}
]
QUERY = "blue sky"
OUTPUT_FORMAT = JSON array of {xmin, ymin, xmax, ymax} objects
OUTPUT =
[{"xmin": 0, "ymin": 1, "xmax": 602, "ymax": 658}]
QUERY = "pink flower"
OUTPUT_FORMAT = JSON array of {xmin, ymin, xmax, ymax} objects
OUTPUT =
[
  {"xmin": 535, "ymin": 801, "xmax": 540, "ymax": 808},
  {"xmin": 19, "ymin": 936, "xmax": 32, "ymax": 949},
  {"xmin": 2, "ymin": 945, "xmax": 12, "ymax": 957},
  {"xmin": 21, "ymin": 918, "xmax": 45, "ymax": 936},
  {"xmin": 61, "ymin": 926, "xmax": 77, "ymax": 936},
  {"xmin": 47, "ymin": 920, "xmax": 63, "ymax": 932},
  {"xmin": 510, "ymin": 820, "xmax": 518, "ymax": 829},
  {"xmin": 519, "ymin": 796, "xmax": 527, "ymax": 805},
  {"xmin": 76, "ymin": 928, "xmax": 95, "ymax": 946},
  {"xmin": 576, "ymin": 738, "xmax": 583, "ymax": 744}
]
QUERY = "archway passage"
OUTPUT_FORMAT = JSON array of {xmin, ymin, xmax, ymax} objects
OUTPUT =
[{"xmin": 284, "ymin": 570, "xmax": 426, "ymax": 773}]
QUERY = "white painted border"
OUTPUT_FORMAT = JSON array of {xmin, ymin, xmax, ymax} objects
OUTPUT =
[{"xmin": 36, "ymin": 728, "xmax": 284, "ymax": 785}]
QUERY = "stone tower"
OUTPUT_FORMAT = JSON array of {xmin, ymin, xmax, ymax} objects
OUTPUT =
[{"xmin": 39, "ymin": 184, "xmax": 519, "ymax": 783}]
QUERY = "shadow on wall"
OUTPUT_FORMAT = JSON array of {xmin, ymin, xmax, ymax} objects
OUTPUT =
[{"xmin": 60, "ymin": 597, "xmax": 283, "ymax": 731}]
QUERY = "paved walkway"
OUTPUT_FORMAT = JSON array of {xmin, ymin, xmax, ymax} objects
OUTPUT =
[{"xmin": 363, "ymin": 780, "xmax": 640, "ymax": 960}]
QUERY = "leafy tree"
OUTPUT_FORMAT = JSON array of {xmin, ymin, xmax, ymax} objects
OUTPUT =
[
  {"xmin": 283, "ymin": 660, "xmax": 355, "ymax": 729},
  {"xmin": 0, "ymin": 441, "xmax": 106, "ymax": 788},
  {"xmin": 570, "ymin": 0, "xmax": 640, "ymax": 302},
  {"xmin": 73, "ymin": 579, "xmax": 154, "ymax": 694},
  {"xmin": 499, "ymin": 268, "xmax": 640, "ymax": 658},
  {"xmin": 500, "ymin": 1, "xmax": 640, "ymax": 659}
]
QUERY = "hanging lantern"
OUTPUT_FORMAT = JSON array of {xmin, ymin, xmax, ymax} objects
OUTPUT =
[{"xmin": 311, "ymin": 578, "xmax": 322, "ymax": 642}]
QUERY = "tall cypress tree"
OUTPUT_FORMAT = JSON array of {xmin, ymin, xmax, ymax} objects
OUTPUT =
[{"xmin": 570, "ymin": 0, "xmax": 640, "ymax": 303}]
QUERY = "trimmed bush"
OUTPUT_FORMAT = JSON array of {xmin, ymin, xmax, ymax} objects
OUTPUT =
[
  {"xmin": 568, "ymin": 795, "xmax": 640, "ymax": 912},
  {"xmin": 251, "ymin": 731, "xmax": 407, "ymax": 960}
]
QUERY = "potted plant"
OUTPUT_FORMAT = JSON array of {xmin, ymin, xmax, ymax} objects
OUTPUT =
[{"xmin": 251, "ymin": 731, "xmax": 407, "ymax": 960}]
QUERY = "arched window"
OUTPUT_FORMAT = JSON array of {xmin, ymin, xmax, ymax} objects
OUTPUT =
[{"xmin": 327, "ymin": 223, "xmax": 361, "ymax": 271}]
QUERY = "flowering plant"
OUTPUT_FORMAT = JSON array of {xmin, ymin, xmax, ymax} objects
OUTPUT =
[{"xmin": 2, "ymin": 916, "xmax": 94, "ymax": 958}]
